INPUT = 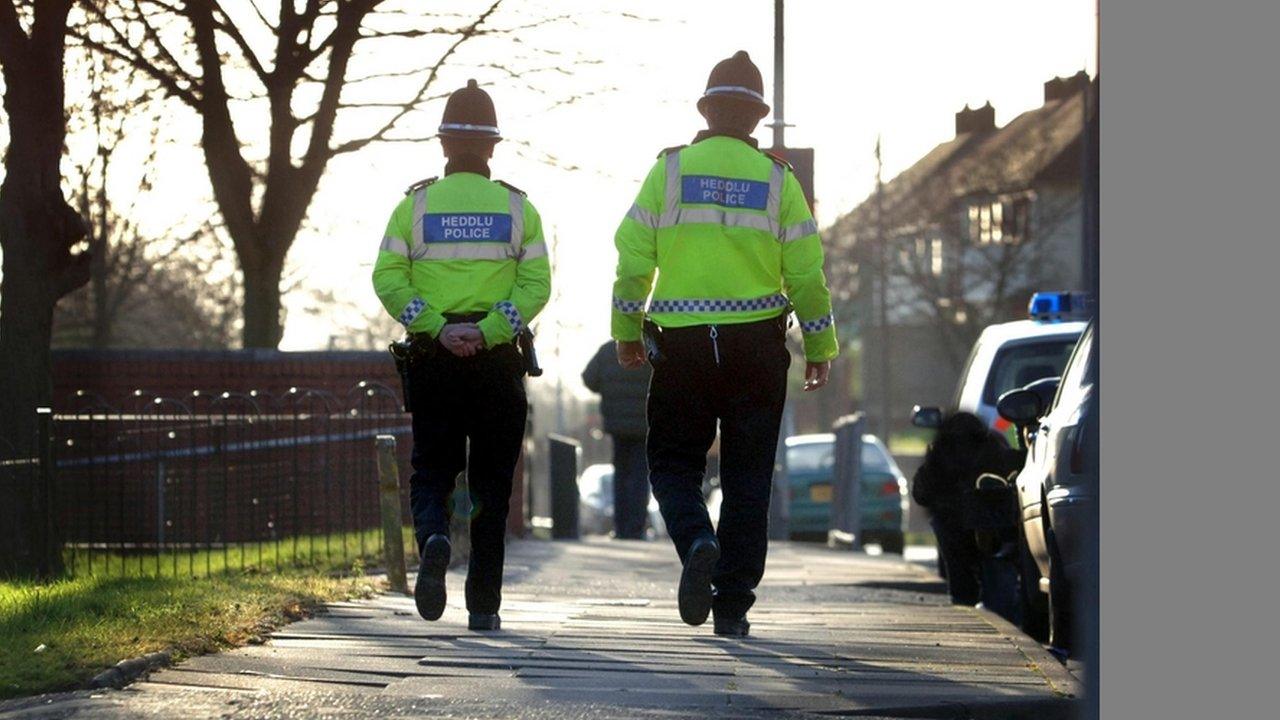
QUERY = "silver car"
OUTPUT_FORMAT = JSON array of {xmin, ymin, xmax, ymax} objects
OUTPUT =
[
  {"xmin": 999, "ymin": 320, "xmax": 1097, "ymax": 651},
  {"xmin": 577, "ymin": 463, "xmax": 667, "ymax": 538}
]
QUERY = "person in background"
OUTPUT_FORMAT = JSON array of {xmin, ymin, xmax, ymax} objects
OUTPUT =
[{"xmin": 583, "ymin": 339, "xmax": 653, "ymax": 540}]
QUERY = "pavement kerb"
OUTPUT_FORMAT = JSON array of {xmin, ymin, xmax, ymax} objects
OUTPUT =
[
  {"xmin": 968, "ymin": 604, "xmax": 1083, "ymax": 700},
  {"xmin": 893, "ymin": 553, "xmax": 1084, "ymax": 710},
  {"xmin": 86, "ymin": 650, "xmax": 171, "ymax": 689},
  {"xmin": 822, "ymin": 696, "xmax": 1079, "ymax": 719}
]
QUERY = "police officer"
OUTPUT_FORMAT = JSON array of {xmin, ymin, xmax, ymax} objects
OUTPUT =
[
  {"xmin": 611, "ymin": 51, "xmax": 838, "ymax": 637},
  {"xmin": 372, "ymin": 79, "xmax": 551, "ymax": 631}
]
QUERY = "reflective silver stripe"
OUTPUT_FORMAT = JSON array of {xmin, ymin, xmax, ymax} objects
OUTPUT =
[
  {"xmin": 662, "ymin": 208, "xmax": 774, "ymax": 232},
  {"xmin": 438, "ymin": 122, "xmax": 500, "ymax": 135},
  {"xmin": 416, "ymin": 243, "xmax": 514, "ymax": 261},
  {"xmin": 766, "ymin": 161, "xmax": 784, "ymax": 234},
  {"xmin": 648, "ymin": 293, "xmax": 788, "ymax": 314},
  {"xmin": 379, "ymin": 235, "xmax": 410, "ymax": 257},
  {"xmin": 799, "ymin": 313, "xmax": 835, "ymax": 334},
  {"xmin": 661, "ymin": 150, "xmax": 682, "ymax": 226},
  {"xmin": 780, "ymin": 219, "xmax": 819, "ymax": 243},
  {"xmin": 398, "ymin": 296, "xmax": 427, "ymax": 326},
  {"xmin": 519, "ymin": 241, "xmax": 548, "ymax": 261},
  {"xmin": 704, "ymin": 85, "xmax": 766, "ymax": 103},
  {"xmin": 410, "ymin": 186, "xmax": 429, "ymax": 259},
  {"xmin": 626, "ymin": 203, "xmax": 659, "ymax": 228},
  {"xmin": 508, "ymin": 190, "xmax": 525, "ymax": 258},
  {"xmin": 613, "ymin": 296, "xmax": 645, "ymax": 314},
  {"xmin": 495, "ymin": 301, "xmax": 523, "ymax": 334}
]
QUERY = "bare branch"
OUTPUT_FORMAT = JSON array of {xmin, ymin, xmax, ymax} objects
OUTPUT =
[
  {"xmin": 331, "ymin": 0, "xmax": 505, "ymax": 157},
  {"xmin": 211, "ymin": 0, "xmax": 271, "ymax": 84}
]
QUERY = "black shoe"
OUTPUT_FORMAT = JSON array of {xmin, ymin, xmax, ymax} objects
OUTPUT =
[
  {"xmin": 414, "ymin": 534, "xmax": 450, "ymax": 621},
  {"xmin": 468, "ymin": 613, "xmax": 501, "ymax": 631},
  {"xmin": 678, "ymin": 536, "xmax": 720, "ymax": 626},
  {"xmin": 713, "ymin": 615, "xmax": 750, "ymax": 637}
]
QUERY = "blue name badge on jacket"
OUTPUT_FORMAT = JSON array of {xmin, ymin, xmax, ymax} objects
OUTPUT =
[
  {"xmin": 681, "ymin": 175, "xmax": 769, "ymax": 210},
  {"xmin": 424, "ymin": 213, "xmax": 512, "ymax": 243}
]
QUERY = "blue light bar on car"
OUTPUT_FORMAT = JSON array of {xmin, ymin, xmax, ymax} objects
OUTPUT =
[{"xmin": 1028, "ymin": 291, "xmax": 1094, "ymax": 322}]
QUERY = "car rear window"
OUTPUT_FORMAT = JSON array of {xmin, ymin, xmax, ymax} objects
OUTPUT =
[
  {"xmin": 787, "ymin": 442, "xmax": 834, "ymax": 474},
  {"xmin": 861, "ymin": 442, "xmax": 892, "ymax": 473},
  {"xmin": 982, "ymin": 339, "xmax": 1078, "ymax": 405}
]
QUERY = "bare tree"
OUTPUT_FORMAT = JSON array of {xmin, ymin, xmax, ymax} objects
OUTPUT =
[
  {"xmin": 77, "ymin": 0, "xmax": 606, "ymax": 348},
  {"xmin": 51, "ymin": 45, "xmax": 238, "ymax": 349},
  {"xmin": 0, "ymin": 0, "xmax": 85, "ymax": 578}
]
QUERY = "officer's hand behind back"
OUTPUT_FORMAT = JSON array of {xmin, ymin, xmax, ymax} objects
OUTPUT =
[{"xmin": 441, "ymin": 323, "xmax": 484, "ymax": 357}]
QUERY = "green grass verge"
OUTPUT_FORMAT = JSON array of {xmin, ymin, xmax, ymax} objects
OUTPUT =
[
  {"xmin": 888, "ymin": 428, "xmax": 934, "ymax": 456},
  {"xmin": 59, "ymin": 526, "xmax": 417, "ymax": 580},
  {"xmin": 0, "ymin": 526, "xmax": 421, "ymax": 699},
  {"xmin": 0, "ymin": 572, "xmax": 377, "ymax": 699}
]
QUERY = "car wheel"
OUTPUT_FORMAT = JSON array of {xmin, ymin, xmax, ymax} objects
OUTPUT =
[
  {"xmin": 1018, "ymin": 526, "xmax": 1050, "ymax": 643},
  {"xmin": 1047, "ymin": 530, "xmax": 1074, "ymax": 652}
]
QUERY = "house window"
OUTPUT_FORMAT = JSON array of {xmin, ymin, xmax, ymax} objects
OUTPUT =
[
  {"xmin": 968, "ymin": 198, "xmax": 1030, "ymax": 245},
  {"xmin": 931, "ymin": 238, "xmax": 944, "ymax": 276},
  {"xmin": 1005, "ymin": 197, "xmax": 1032, "ymax": 243}
]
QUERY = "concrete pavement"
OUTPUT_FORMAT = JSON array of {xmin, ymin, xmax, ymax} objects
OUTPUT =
[{"xmin": 0, "ymin": 539, "xmax": 1078, "ymax": 719}]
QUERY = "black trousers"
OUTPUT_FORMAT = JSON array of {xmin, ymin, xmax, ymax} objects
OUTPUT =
[
  {"xmin": 646, "ymin": 316, "xmax": 790, "ymax": 619},
  {"xmin": 408, "ymin": 342, "xmax": 527, "ymax": 615},
  {"xmin": 611, "ymin": 434, "xmax": 649, "ymax": 540},
  {"xmin": 931, "ymin": 512, "xmax": 981, "ymax": 605}
]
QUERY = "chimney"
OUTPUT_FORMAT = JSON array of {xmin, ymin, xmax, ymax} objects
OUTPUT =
[
  {"xmin": 1044, "ymin": 70, "xmax": 1090, "ymax": 103},
  {"xmin": 955, "ymin": 101, "xmax": 996, "ymax": 136}
]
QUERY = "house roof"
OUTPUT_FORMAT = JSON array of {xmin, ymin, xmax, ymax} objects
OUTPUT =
[{"xmin": 829, "ymin": 79, "xmax": 1089, "ymax": 241}]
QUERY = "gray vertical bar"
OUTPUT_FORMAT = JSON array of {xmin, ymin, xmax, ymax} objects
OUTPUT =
[
  {"xmin": 771, "ymin": 0, "xmax": 785, "ymax": 148},
  {"xmin": 827, "ymin": 413, "xmax": 864, "ymax": 549}
]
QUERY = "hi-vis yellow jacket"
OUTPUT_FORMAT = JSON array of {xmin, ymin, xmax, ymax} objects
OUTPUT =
[
  {"xmin": 611, "ymin": 135, "xmax": 838, "ymax": 362},
  {"xmin": 372, "ymin": 172, "xmax": 551, "ymax": 347}
]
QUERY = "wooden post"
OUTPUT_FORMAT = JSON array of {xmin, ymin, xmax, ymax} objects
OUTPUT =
[{"xmin": 375, "ymin": 435, "xmax": 408, "ymax": 594}]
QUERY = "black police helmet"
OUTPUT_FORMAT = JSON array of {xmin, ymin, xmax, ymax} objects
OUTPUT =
[
  {"xmin": 438, "ymin": 79, "xmax": 501, "ymax": 139},
  {"xmin": 697, "ymin": 50, "xmax": 770, "ymax": 116}
]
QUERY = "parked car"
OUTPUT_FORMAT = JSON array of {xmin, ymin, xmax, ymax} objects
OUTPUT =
[
  {"xmin": 785, "ymin": 433, "xmax": 908, "ymax": 553},
  {"xmin": 912, "ymin": 292, "xmax": 1090, "ymax": 436},
  {"xmin": 999, "ymin": 318, "xmax": 1097, "ymax": 651},
  {"xmin": 577, "ymin": 463, "xmax": 666, "ymax": 538},
  {"xmin": 909, "ymin": 292, "xmax": 1090, "ymax": 589}
]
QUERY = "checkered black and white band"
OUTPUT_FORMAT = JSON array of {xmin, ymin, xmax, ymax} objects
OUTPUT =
[
  {"xmin": 495, "ymin": 300, "xmax": 523, "ymax": 334},
  {"xmin": 648, "ymin": 293, "xmax": 788, "ymax": 314},
  {"xmin": 799, "ymin": 313, "xmax": 835, "ymax": 334},
  {"xmin": 613, "ymin": 297, "xmax": 645, "ymax": 314},
  {"xmin": 399, "ymin": 296, "xmax": 427, "ymax": 326}
]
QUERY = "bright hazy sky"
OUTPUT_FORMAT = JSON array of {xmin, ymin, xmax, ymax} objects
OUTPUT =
[{"xmin": 85, "ymin": 0, "xmax": 1098, "ymax": 397}]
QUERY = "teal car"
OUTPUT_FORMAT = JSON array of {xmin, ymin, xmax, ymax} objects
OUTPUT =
[{"xmin": 785, "ymin": 433, "xmax": 909, "ymax": 553}]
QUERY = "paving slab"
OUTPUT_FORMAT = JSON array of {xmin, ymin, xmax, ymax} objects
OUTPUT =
[{"xmin": 0, "ymin": 539, "xmax": 1079, "ymax": 719}]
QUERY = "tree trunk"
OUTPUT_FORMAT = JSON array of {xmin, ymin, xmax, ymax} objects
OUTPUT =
[
  {"xmin": 0, "ymin": 1, "xmax": 82, "ymax": 578},
  {"xmin": 0, "ymin": 206, "xmax": 61, "ymax": 579},
  {"xmin": 240, "ymin": 254, "xmax": 286, "ymax": 349}
]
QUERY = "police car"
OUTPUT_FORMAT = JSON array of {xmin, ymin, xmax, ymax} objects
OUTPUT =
[{"xmin": 912, "ymin": 292, "xmax": 1091, "ymax": 436}]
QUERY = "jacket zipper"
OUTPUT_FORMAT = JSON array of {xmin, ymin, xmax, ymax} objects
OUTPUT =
[{"xmin": 709, "ymin": 325, "xmax": 721, "ymax": 366}]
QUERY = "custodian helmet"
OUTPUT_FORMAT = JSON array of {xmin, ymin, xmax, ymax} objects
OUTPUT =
[
  {"xmin": 438, "ymin": 79, "xmax": 501, "ymax": 139},
  {"xmin": 697, "ymin": 50, "xmax": 770, "ymax": 115}
]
